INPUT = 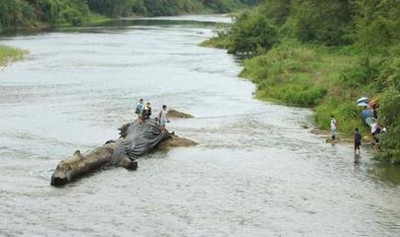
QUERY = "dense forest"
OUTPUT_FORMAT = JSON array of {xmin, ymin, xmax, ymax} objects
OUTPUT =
[
  {"xmin": 204, "ymin": 0, "xmax": 400, "ymax": 164},
  {"xmin": 0, "ymin": 0, "xmax": 258, "ymax": 30}
]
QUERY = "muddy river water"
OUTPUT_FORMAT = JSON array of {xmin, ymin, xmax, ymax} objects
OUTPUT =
[{"xmin": 1, "ymin": 15, "xmax": 400, "ymax": 237}]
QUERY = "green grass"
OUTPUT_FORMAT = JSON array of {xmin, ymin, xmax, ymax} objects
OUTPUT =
[
  {"xmin": 0, "ymin": 45, "xmax": 25, "ymax": 67},
  {"xmin": 237, "ymin": 40, "xmax": 374, "ymax": 138},
  {"xmin": 87, "ymin": 13, "xmax": 112, "ymax": 25},
  {"xmin": 200, "ymin": 35, "xmax": 230, "ymax": 49}
]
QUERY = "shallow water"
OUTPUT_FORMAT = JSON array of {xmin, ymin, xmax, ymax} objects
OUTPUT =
[{"xmin": 1, "ymin": 15, "xmax": 400, "ymax": 237}]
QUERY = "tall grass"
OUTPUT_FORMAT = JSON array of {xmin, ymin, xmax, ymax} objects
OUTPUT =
[
  {"xmin": 0, "ymin": 45, "xmax": 25, "ymax": 67},
  {"xmin": 237, "ymin": 40, "xmax": 372, "ymax": 138}
]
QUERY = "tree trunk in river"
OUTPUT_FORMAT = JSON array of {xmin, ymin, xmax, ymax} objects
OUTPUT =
[
  {"xmin": 50, "ymin": 118, "xmax": 197, "ymax": 187},
  {"xmin": 50, "ymin": 141, "xmax": 138, "ymax": 186}
]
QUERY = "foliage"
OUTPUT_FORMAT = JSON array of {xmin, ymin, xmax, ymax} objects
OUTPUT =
[
  {"xmin": 131, "ymin": 0, "xmax": 198, "ymax": 16},
  {"xmin": 239, "ymin": 42, "xmax": 356, "ymax": 106},
  {"xmin": 352, "ymin": 0, "xmax": 400, "ymax": 48},
  {"xmin": 261, "ymin": 84, "xmax": 326, "ymax": 106},
  {"xmin": 0, "ymin": 0, "xmax": 36, "ymax": 29},
  {"xmin": 339, "ymin": 57, "xmax": 380, "ymax": 89},
  {"xmin": 376, "ymin": 89, "xmax": 400, "ymax": 164},
  {"xmin": 286, "ymin": 0, "xmax": 353, "ymax": 46},
  {"xmin": 314, "ymin": 98, "xmax": 366, "ymax": 137},
  {"xmin": 375, "ymin": 56, "xmax": 400, "ymax": 92},
  {"xmin": 0, "ymin": 45, "xmax": 25, "ymax": 66},
  {"xmin": 202, "ymin": 0, "xmax": 400, "ymax": 161},
  {"xmin": 88, "ymin": 0, "xmax": 135, "ymax": 17},
  {"xmin": 200, "ymin": 25, "xmax": 232, "ymax": 49},
  {"xmin": 227, "ymin": 9, "xmax": 277, "ymax": 54},
  {"xmin": 0, "ymin": 0, "xmax": 258, "ymax": 30},
  {"xmin": 0, "ymin": 0, "xmax": 89, "ymax": 29}
]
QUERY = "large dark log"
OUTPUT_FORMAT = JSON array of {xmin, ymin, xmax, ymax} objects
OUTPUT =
[
  {"xmin": 50, "ymin": 119, "xmax": 196, "ymax": 186},
  {"xmin": 50, "ymin": 142, "xmax": 137, "ymax": 186}
]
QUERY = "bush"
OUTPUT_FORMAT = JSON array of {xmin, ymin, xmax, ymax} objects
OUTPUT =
[
  {"xmin": 0, "ymin": 0, "xmax": 36, "ymax": 28},
  {"xmin": 284, "ymin": 0, "xmax": 353, "ymax": 46},
  {"xmin": 376, "ymin": 56, "xmax": 400, "ymax": 92},
  {"xmin": 376, "ymin": 88, "xmax": 400, "ymax": 164},
  {"xmin": 339, "ymin": 57, "xmax": 379, "ymax": 88},
  {"xmin": 227, "ymin": 10, "xmax": 278, "ymax": 55},
  {"xmin": 260, "ymin": 84, "xmax": 326, "ymax": 106},
  {"xmin": 314, "ymin": 99, "xmax": 365, "ymax": 136},
  {"xmin": 61, "ymin": 7, "xmax": 85, "ymax": 26}
]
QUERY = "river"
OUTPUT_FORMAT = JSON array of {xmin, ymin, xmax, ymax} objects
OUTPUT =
[{"xmin": 0, "ymin": 15, "xmax": 399, "ymax": 237}]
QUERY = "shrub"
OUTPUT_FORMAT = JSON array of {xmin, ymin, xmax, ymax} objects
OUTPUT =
[
  {"xmin": 227, "ymin": 10, "xmax": 278, "ymax": 55},
  {"xmin": 376, "ymin": 88, "xmax": 400, "ymax": 164},
  {"xmin": 339, "ymin": 57, "xmax": 379, "ymax": 88},
  {"xmin": 314, "ymin": 98, "xmax": 365, "ymax": 136},
  {"xmin": 267, "ymin": 84, "xmax": 326, "ymax": 106}
]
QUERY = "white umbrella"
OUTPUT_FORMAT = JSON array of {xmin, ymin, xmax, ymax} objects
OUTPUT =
[
  {"xmin": 357, "ymin": 101, "xmax": 369, "ymax": 107},
  {"xmin": 356, "ymin": 97, "xmax": 368, "ymax": 103}
]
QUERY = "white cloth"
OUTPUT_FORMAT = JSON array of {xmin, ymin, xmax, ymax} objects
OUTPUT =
[
  {"xmin": 371, "ymin": 122, "xmax": 378, "ymax": 134},
  {"xmin": 159, "ymin": 109, "xmax": 168, "ymax": 125},
  {"xmin": 330, "ymin": 118, "xmax": 337, "ymax": 130}
]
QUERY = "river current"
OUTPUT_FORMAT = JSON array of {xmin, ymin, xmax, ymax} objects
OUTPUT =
[{"xmin": 0, "ymin": 15, "xmax": 399, "ymax": 237}]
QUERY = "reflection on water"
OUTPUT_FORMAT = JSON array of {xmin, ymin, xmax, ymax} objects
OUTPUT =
[
  {"xmin": 1, "ymin": 15, "xmax": 400, "ymax": 237},
  {"xmin": 368, "ymin": 164, "xmax": 400, "ymax": 186}
]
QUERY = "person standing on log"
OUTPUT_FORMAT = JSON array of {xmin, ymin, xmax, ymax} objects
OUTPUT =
[
  {"xmin": 142, "ymin": 102, "xmax": 152, "ymax": 120},
  {"xmin": 158, "ymin": 105, "xmax": 170, "ymax": 132},
  {"xmin": 135, "ymin": 98, "xmax": 144, "ymax": 119}
]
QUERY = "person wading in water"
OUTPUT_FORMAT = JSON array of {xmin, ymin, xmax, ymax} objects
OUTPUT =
[{"xmin": 354, "ymin": 128, "xmax": 362, "ymax": 157}]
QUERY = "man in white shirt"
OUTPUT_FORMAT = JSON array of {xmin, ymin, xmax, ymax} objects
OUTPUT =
[{"xmin": 330, "ymin": 115, "xmax": 337, "ymax": 140}]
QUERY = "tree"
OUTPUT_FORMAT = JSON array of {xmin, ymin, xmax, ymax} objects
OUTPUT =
[
  {"xmin": 228, "ymin": 10, "xmax": 278, "ymax": 54},
  {"xmin": 377, "ymin": 88, "xmax": 400, "ymax": 164},
  {"xmin": 287, "ymin": 0, "xmax": 353, "ymax": 45},
  {"xmin": 352, "ymin": 0, "xmax": 400, "ymax": 48}
]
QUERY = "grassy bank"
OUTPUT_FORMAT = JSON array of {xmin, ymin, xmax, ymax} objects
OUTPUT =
[
  {"xmin": 203, "ymin": 37, "xmax": 372, "ymax": 138},
  {"xmin": 204, "ymin": 34, "xmax": 400, "ymax": 163},
  {"xmin": 0, "ymin": 45, "xmax": 25, "ymax": 67},
  {"xmin": 238, "ymin": 41, "xmax": 373, "ymax": 138},
  {"xmin": 201, "ymin": 0, "xmax": 400, "ymax": 164}
]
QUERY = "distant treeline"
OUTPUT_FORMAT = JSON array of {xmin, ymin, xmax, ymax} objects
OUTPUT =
[
  {"xmin": 205, "ymin": 0, "xmax": 400, "ymax": 163},
  {"xmin": 211, "ymin": 0, "xmax": 400, "ymax": 54},
  {"xmin": 0, "ymin": 0, "xmax": 258, "ymax": 30}
]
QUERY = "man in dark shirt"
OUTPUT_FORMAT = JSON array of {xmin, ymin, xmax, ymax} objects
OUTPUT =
[
  {"xmin": 354, "ymin": 128, "xmax": 362, "ymax": 156},
  {"xmin": 141, "ymin": 102, "xmax": 152, "ymax": 120}
]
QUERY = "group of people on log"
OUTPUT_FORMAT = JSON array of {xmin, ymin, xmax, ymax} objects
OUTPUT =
[{"xmin": 135, "ymin": 98, "xmax": 170, "ymax": 131}]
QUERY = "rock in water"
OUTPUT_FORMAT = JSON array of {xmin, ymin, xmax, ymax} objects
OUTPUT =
[
  {"xmin": 158, "ymin": 135, "xmax": 198, "ymax": 151},
  {"xmin": 167, "ymin": 109, "xmax": 194, "ymax": 119}
]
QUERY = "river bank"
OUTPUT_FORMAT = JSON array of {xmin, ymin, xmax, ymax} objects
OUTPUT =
[
  {"xmin": 203, "ymin": 35, "xmax": 399, "ymax": 164},
  {"xmin": 203, "ymin": 38, "xmax": 373, "ymax": 142},
  {"xmin": 201, "ymin": 0, "xmax": 400, "ymax": 164}
]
